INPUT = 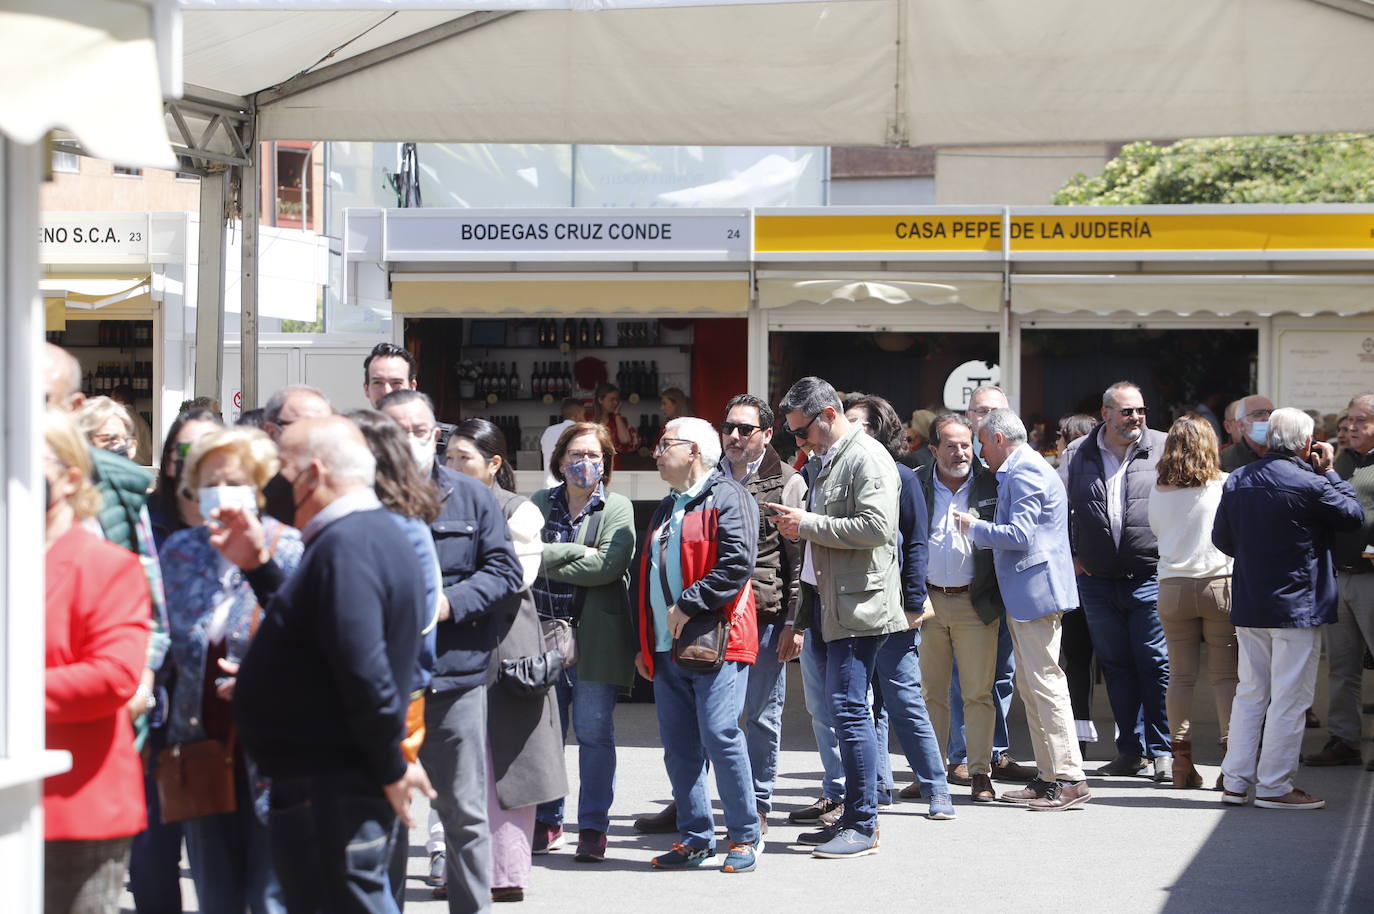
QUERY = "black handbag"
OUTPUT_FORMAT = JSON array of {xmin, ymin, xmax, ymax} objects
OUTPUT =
[
  {"xmin": 658, "ymin": 520, "xmax": 730, "ymax": 672},
  {"xmin": 498, "ymin": 650, "xmax": 563, "ymax": 696}
]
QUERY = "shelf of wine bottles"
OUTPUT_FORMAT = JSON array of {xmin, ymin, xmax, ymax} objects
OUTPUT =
[
  {"xmin": 46, "ymin": 320, "xmax": 154, "ymax": 349},
  {"xmin": 462, "ymin": 358, "xmax": 662, "ymax": 402}
]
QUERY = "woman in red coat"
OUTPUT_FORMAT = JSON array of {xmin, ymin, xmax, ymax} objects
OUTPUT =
[{"xmin": 44, "ymin": 408, "xmax": 151, "ymax": 914}]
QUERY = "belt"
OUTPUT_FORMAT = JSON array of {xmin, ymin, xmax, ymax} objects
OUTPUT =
[
  {"xmin": 927, "ymin": 582, "xmax": 971, "ymax": 595},
  {"xmin": 1338, "ymin": 565, "xmax": 1370, "ymax": 575}
]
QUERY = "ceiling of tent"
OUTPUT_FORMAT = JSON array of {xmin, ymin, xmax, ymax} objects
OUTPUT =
[{"xmin": 173, "ymin": 0, "xmax": 1374, "ymax": 147}]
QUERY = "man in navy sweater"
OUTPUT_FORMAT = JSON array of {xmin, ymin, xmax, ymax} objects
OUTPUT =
[
  {"xmin": 215, "ymin": 416, "xmax": 434, "ymax": 913},
  {"xmin": 381, "ymin": 390, "xmax": 523, "ymax": 913}
]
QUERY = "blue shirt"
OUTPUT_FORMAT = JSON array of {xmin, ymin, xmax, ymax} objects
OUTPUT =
[{"xmin": 648, "ymin": 471, "xmax": 714, "ymax": 652}]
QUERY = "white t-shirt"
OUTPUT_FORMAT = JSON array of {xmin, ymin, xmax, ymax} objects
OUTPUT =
[
  {"xmin": 1147, "ymin": 476, "xmax": 1233, "ymax": 579},
  {"xmin": 540, "ymin": 420, "xmax": 576, "ymax": 489}
]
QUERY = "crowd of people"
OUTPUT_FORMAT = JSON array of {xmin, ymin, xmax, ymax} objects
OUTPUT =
[{"xmin": 39, "ymin": 337, "xmax": 1374, "ymax": 913}]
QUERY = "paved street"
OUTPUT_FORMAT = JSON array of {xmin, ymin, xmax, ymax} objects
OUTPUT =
[{"xmin": 126, "ymin": 663, "xmax": 1374, "ymax": 914}]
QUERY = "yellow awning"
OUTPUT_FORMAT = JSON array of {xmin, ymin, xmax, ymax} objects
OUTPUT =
[
  {"xmin": 40, "ymin": 275, "xmax": 156, "ymax": 321},
  {"xmin": 391, "ymin": 275, "xmax": 749, "ymax": 315},
  {"xmin": 757, "ymin": 276, "xmax": 1002, "ymax": 312}
]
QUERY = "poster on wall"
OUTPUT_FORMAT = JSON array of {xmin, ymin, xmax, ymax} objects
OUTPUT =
[{"xmin": 1276, "ymin": 330, "xmax": 1374, "ymax": 416}]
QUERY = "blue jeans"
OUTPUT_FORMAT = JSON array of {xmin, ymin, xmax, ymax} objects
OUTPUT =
[
  {"xmin": 652, "ymin": 654, "xmax": 759, "ymax": 849},
  {"xmin": 184, "ymin": 770, "xmax": 286, "ymax": 914},
  {"xmin": 947, "ymin": 615, "xmax": 1014, "ymax": 764},
  {"xmin": 535, "ymin": 664, "xmax": 619, "ymax": 833},
  {"xmin": 816, "ymin": 634, "xmax": 883, "ymax": 836},
  {"xmin": 1077, "ymin": 574, "xmax": 1171, "ymax": 758},
  {"xmin": 873, "ymin": 628, "xmax": 949, "ymax": 797},
  {"xmin": 268, "ymin": 769, "xmax": 401, "ymax": 914},
  {"xmin": 800, "ymin": 628, "xmax": 845, "ymax": 801},
  {"xmin": 742, "ymin": 622, "xmax": 788, "ymax": 814}
]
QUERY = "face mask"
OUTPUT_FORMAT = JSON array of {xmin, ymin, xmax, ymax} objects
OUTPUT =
[
  {"xmin": 263, "ymin": 473, "xmax": 294, "ymax": 527},
  {"xmin": 563, "ymin": 458, "xmax": 604, "ymax": 490},
  {"xmin": 198, "ymin": 485, "xmax": 258, "ymax": 527},
  {"xmin": 1248, "ymin": 420, "xmax": 1269, "ymax": 445},
  {"xmin": 409, "ymin": 436, "xmax": 435, "ymax": 472},
  {"xmin": 287, "ymin": 464, "xmax": 318, "ymax": 520}
]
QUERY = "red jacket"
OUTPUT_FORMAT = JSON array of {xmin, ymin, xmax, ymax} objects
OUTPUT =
[
  {"xmin": 45, "ymin": 524, "xmax": 150, "ymax": 841},
  {"xmin": 634, "ymin": 472, "xmax": 758, "ymax": 679}
]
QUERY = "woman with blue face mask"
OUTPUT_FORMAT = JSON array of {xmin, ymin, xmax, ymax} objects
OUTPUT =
[
  {"xmin": 527, "ymin": 422, "xmax": 639, "ymax": 866},
  {"xmin": 159, "ymin": 427, "xmax": 304, "ymax": 914}
]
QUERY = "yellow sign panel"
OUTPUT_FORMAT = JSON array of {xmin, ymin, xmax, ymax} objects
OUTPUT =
[
  {"xmin": 1010, "ymin": 213, "xmax": 1374, "ymax": 252},
  {"xmin": 754, "ymin": 211, "xmax": 1374, "ymax": 254},
  {"xmin": 755, "ymin": 214, "xmax": 1003, "ymax": 253}
]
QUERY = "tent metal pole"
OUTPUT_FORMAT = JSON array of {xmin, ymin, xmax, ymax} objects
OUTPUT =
[
  {"xmin": 240, "ymin": 153, "xmax": 260, "ymax": 413},
  {"xmin": 195, "ymin": 168, "xmax": 228, "ymax": 400}
]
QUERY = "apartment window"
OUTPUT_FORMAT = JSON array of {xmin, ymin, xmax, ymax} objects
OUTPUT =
[
  {"xmin": 51, "ymin": 150, "xmax": 80, "ymax": 174},
  {"xmin": 113, "ymin": 166, "xmax": 142, "ymax": 177}
]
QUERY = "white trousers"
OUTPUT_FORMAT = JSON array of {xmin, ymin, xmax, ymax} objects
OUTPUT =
[{"xmin": 1221, "ymin": 626, "xmax": 1321, "ymax": 797}]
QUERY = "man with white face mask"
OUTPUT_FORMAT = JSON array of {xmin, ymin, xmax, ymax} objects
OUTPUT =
[
  {"xmin": 379, "ymin": 389, "xmax": 524, "ymax": 913},
  {"xmin": 1221, "ymin": 395, "xmax": 1275, "ymax": 473},
  {"xmin": 916, "ymin": 413, "xmax": 1007, "ymax": 803}
]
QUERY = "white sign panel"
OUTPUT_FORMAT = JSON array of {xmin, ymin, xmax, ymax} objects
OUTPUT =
[
  {"xmin": 943, "ymin": 359, "xmax": 1001, "ymax": 411},
  {"xmin": 40, "ymin": 214, "xmax": 150, "ymax": 263},
  {"xmin": 1277, "ymin": 329, "xmax": 1374, "ymax": 416},
  {"xmin": 380, "ymin": 209, "xmax": 751, "ymax": 262}
]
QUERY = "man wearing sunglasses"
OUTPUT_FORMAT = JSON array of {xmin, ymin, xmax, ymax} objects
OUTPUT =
[
  {"xmin": 1061, "ymin": 381, "xmax": 1172, "ymax": 781},
  {"xmin": 765, "ymin": 377, "xmax": 906, "ymax": 859}
]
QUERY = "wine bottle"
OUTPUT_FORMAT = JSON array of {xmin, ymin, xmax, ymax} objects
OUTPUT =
[
  {"xmin": 508, "ymin": 362, "xmax": 520, "ymax": 399},
  {"xmin": 560, "ymin": 319, "xmax": 575, "ymax": 348},
  {"xmin": 649, "ymin": 360, "xmax": 660, "ymax": 397},
  {"xmin": 578, "ymin": 318, "xmax": 590, "ymax": 347}
]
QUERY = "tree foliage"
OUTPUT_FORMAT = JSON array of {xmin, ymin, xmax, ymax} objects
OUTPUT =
[{"xmin": 1053, "ymin": 134, "xmax": 1374, "ymax": 204}]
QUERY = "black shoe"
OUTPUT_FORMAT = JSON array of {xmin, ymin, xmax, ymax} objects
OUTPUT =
[
  {"xmin": 787, "ymin": 796, "xmax": 841, "ymax": 825},
  {"xmin": 797, "ymin": 822, "xmax": 843, "ymax": 846},
  {"xmin": 1094, "ymin": 754, "xmax": 1148, "ymax": 777},
  {"xmin": 633, "ymin": 803, "xmax": 678, "ymax": 834}
]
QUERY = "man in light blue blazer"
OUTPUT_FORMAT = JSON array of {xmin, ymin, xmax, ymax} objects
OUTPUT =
[{"xmin": 953, "ymin": 408, "xmax": 1090, "ymax": 811}]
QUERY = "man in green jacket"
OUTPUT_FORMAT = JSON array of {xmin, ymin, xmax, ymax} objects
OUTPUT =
[{"xmin": 767, "ymin": 377, "xmax": 906, "ymax": 859}]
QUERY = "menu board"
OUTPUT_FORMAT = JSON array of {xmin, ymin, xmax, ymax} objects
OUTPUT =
[{"xmin": 1277, "ymin": 329, "xmax": 1374, "ymax": 415}]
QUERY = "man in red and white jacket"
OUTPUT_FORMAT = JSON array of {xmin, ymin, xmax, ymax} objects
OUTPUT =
[{"xmin": 634, "ymin": 417, "xmax": 761, "ymax": 874}]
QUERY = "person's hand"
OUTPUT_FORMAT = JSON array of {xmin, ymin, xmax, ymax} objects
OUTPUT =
[
  {"xmin": 214, "ymin": 657, "xmax": 239, "ymax": 700},
  {"xmin": 666, "ymin": 604, "xmax": 690, "ymax": 639},
  {"xmin": 584, "ymin": 544, "xmax": 599, "ymax": 558},
  {"xmin": 906, "ymin": 606, "xmax": 933, "ymax": 630},
  {"xmin": 951, "ymin": 510, "xmax": 976, "ymax": 535},
  {"xmin": 208, "ymin": 506, "xmax": 268, "ymax": 571},
  {"xmin": 777, "ymin": 624, "xmax": 804, "ymax": 663},
  {"xmin": 634, "ymin": 651, "xmax": 652, "ymax": 681},
  {"xmin": 765, "ymin": 502, "xmax": 805, "ymax": 540},
  {"xmin": 436, "ymin": 594, "xmax": 452, "ymax": 622},
  {"xmin": 383, "ymin": 762, "xmax": 437, "ymax": 829},
  {"xmin": 1310, "ymin": 440, "xmax": 1335, "ymax": 474},
  {"xmin": 1073, "ymin": 557, "xmax": 1088, "ymax": 577},
  {"xmin": 126, "ymin": 667, "xmax": 155, "ymax": 719}
]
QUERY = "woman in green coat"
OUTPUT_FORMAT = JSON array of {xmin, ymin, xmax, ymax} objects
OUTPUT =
[{"xmin": 530, "ymin": 421, "xmax": 638, "ymax": 865}]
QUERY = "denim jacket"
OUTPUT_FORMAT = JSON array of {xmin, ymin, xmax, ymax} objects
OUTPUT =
[{"xmin": 161, "ymin": 518, "xmax": 304, "ymax": 745}]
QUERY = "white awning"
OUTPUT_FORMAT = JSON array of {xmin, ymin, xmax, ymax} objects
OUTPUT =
[
  {"xmin": 0, "ymin": 1, "xmax": 176, "ymax": 167},
  {"xmin": 757, "ymin": 275, "xmax": 1003, "ymax": 313},
  {"xmin": 391, "ymin": 272, "xmax": 749, "ymax": 315},
  {"xmin": 1011, "ymin": 274, "xmax": 1374, "ymax": 317}
]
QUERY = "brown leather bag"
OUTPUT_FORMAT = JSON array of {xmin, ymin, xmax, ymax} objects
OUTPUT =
[{"xmin": 155, "ymin": 734, "xmax": 237, "ymax": 824}]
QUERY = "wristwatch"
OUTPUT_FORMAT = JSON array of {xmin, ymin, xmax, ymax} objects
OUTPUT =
[{"xmin": 136, "ymin": 685, "xmax": 156, "ymax": 711}]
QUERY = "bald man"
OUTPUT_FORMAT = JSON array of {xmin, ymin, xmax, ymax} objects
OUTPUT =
[
  {"xmin": 212, "ymin": 416, "xmax": 434, "ymax": 914},
  {"xmin": 260, "ymin": 385, "xmax": 333, "ymax": 524}
]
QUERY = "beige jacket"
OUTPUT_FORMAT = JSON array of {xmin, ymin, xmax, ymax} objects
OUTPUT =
[{"xmin": 798, "ymin": 425, "xmax": 906, "ymax": 642}]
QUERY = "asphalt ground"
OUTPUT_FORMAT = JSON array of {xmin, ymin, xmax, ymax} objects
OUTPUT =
[{"xmin": 126, "ymin": 661, "xmax": 1374, "ymax": 914}]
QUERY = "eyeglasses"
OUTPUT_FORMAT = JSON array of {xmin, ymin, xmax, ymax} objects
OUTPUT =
[
  {"xmin": 92, "ymin": 434, "xmax": 130, "ymax": 452},
  {"xmin": 967, "ymin": 405, "xmax": 995, "ymax": 418},
  {"xmin": 782, "ymin": 414, "xmax": 820, "ymax": 439},
  {"xmin": 653, "ymin": 437, "xmax": 693, "ymax": 456},
  {"xmin": 564, "ymin": 451, "xmax": 604, "ymax": 463},
  {"xmin": 1116, "ymin": 407, "xmax": 1148, "ymax": 418},
  {"xmin": 1244, "ymin": 408, "xmax": 1273, "ymax": 421},
  {"xmin": 720, "ymin": 421, "xmax": 765, "ymax": 437},
  {"xmin": 401, "ymin": 425, "xmax": 434, "ymax": 440}
]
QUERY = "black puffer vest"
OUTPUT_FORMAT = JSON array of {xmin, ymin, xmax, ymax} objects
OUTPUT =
[
  {"xmin": 737, "ymin": 447, "xmax": 799, "ymax": 624},
  {"xmin": 1066, "ymin": 427, "xmax": 1166, "ymax": 579}
]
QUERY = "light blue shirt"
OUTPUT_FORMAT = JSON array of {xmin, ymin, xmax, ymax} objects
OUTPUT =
[{"xmin": 648, "ymin": 471, "xmax": 715, "ymax": 652}]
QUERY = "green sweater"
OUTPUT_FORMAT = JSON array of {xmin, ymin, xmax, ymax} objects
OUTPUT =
[{"xmin": 530, "ymin": 488, "xmax": 638, "ymax": 688}]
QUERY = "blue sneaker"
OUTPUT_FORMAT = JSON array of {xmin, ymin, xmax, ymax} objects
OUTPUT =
[
  {"xmin": 651, "ymin": 843, "xmax": 715, "ymax": 869},
  {"xmin": 721, "ymin": 836, "xmax": 762, "ymax": 874},
  {"xmin": 811, "ymin": 827, "xmax": 879, "ymax": 859},
  {"xmin": 927, "ymin": 793, "xmax": 956, "ymax": 820}
]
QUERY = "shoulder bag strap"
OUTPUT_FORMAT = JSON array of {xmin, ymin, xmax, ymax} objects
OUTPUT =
[{"xmin": 568, "ymin": 503, "xmax": 603, "ymax": 628}]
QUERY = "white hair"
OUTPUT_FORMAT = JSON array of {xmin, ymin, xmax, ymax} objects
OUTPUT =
[
  {"xmin": 666, "ymin": 417, "xmax": 722, "ymax": 467},
  {"xmin": 1266, "ymin": 407, "xmax": 1313, "ymax": 453},
  {"xmin": 982, "ymin": 408, "xmax": 1028, "ymax": 444},
  {"xmin": 301, "ymin": 418, "xmax": 376, "ymax": 487}
]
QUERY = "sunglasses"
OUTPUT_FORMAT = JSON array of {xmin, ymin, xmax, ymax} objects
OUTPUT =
[
  {"xmin": 720, "ymin": 421, "xmax": 765, "ymax": 437},
  {"xmin": 783, "ymin": 414, "xmax": 820, "ymax": 439},
  {"xmin": 1116, "ymin": 407, "xmax": 1148, "ymax": 418}
]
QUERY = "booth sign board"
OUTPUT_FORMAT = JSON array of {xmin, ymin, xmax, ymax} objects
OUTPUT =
[
  {"xmin": 754, "ymin": 206, "xmax": 1374, "ymax": 261},
  {"xmin": 1276, "ymin": 330, "xmax": 1374, "ymax": 416},
  {"xmin": 39, "ymin": 214, "xmax": 151, "ymax": 263},
  {"xmin": 347, "ymin": 208, "xmax": 752, "ymax": 263}
]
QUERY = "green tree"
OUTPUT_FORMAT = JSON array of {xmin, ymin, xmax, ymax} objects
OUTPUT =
[{"xmin": 1053, "ymin": 134, "xmax": 1374, "ymax": 204}]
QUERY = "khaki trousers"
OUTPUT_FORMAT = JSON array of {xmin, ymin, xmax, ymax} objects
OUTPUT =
[
  {"xmin": 919, "ymin": 589, "xmax": 1000, "ymax": 777},
  {"xmin": 1008, "ymin": 612, "xmax": 1086, "ymax": 782},
  {"xmin": 1157, "ymin": 575, "xmax": 1237, "ymax": 743}
]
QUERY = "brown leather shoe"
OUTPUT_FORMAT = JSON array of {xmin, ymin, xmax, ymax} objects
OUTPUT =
[
  {"xmin": 1255, "ymin": 788, "xmax": 1325, "ymax": 810},
  {"xmin": 1304, "ymin": 708, "xmax": 1321, "ymax": 729},
  {"xmin": 990, "ymin": 752, "xmax": 1037, "ymax": 782},
  {"xmin": 970, "ymin": 773, "xmax": 996, "ymax": 803},
  {"xmin": 945, "ymin": 763, "xmax": 972, "ymax": 786},
  {"xmin": 898, "ymin": 782, "xmax": 923, "ymax": 800},
  {"xmin": 633, "ymin": 802, "xmax": 678, "ymax": 834},
  {"xmin": 997, "ymin": 778, "xmax": 1053, "ymax": 805},
  {"xmin": 1304, "ymin": 737, "xmax": 1362, "ymax": 767},
  {"xmin": 1026, "ymin": 780, "xmax": 1091, "ymax": 811}
]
